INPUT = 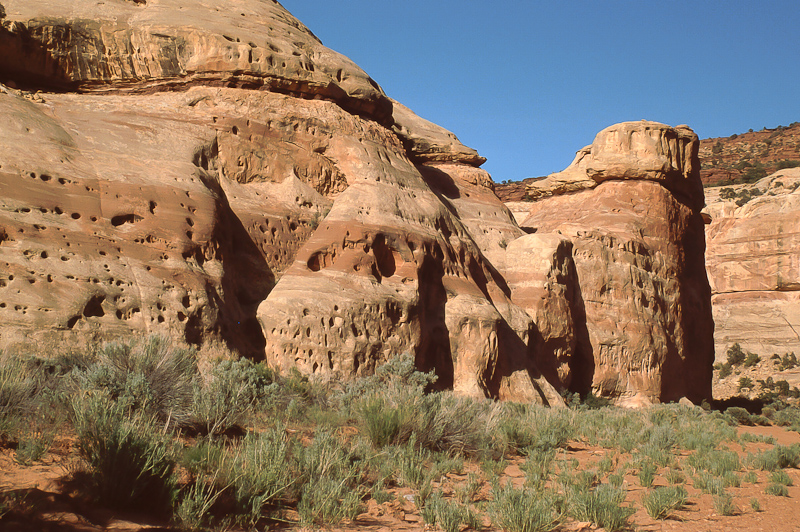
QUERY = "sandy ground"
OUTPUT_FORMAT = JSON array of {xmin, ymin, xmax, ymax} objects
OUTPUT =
[{"xmin": 2, "ymin": 423, "xmax": 800, "ymax": 532}]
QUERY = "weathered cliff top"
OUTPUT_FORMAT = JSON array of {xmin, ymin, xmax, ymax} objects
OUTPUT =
[
  {"xmin": 0, "ymin": 0, "xmax": 394, "ymax": 121},
  {"xmin": 523, "ymin": 120, "xmax": 703, "ymax": 210}
]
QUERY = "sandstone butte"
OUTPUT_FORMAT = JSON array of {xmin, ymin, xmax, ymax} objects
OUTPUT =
[{"xmin": 0, "ymin": 0, "xmax": 713, "ymax": 406}]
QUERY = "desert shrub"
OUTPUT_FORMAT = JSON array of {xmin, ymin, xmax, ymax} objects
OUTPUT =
[
  {"xmin": 747, "ymin": 444, "xmax": 800, "ymax": 471},
  {"xmin": 70, "ymin": 395, "xmax": 179, "ymax": 513},
  {"xmin": 637, "ymin": 460, "xmax": 657, "ymax": 487},
  {"xmin": 182, "ymin": 439, "xmax": 225, "ymax": 479},
  {"xmin": 339, "ymin": 353, "xmax": 436, "ymax": 407},
  {"xmin": 750, "ymin": 498, "xmax": 762, "ymax": 511},
  {"xmin": 191, "ymin": 358, "xmax": 275, "ymax": 436},
  {"xmin": 489, "ymin": 482, "xmax": 565, "ymax": 532},
  {"xmin": 501, "ymin": 403, "xmax": 574, "ymax": 454},
  {"xmin": 776, "ymin": 159, "xmax": 800, "ymax": 170},
  {"xmin": 744, "ymin": 352, "xmax": 761, "ymax": 367},
  {"xmin": 359, "ymin": 395, "xmax": 412, "ymax": 448},
  {"xmin": 568, "ymin": 483, "xmax": 634, "ymax": 531},
  {"xmin": 642, "ymin": 485, "xmax": 688, "ymax": 520},
  {"xmin": 391, "ymin": 437, "xmax": 432, "ymax": 488},
  {"xmin": 220, "ymin": 427, "xmax": 295, "ymax": 525},
  {"xmin": 174, "ymin": 472, "xmax": 224, "ymax": 531},
  {"xmin": 665, "ymin": 468, "xmax": 686, "ymax": 484},
  {"xmin": 726, "ymin": 344, "xmax": 746, "ymax": 366},
  {"xmin": 765, "ymin": 483, "xmax": 789, "ymax": 496},
  {"xmin": 725, "ymin": 406, "xmax": 753, "ymax": 425},
  {"xmin": 718, "ymin": 363, "xmax": 733, "ymax": 378},
  {"xmin": 14, "ymin": 431, "xmax": 52, "ymax": 465},
  {"xmin": 737, "ymin": 377, "xmax": 755, "ymax": 392},
  {"xmin": 73, "ymin": 336, "xmax": 196, "ymax": 428},
  {"xmin": 713, "ymin": 493, "xmax": 737, "ymax": 515},
  {"xmin": 421, "ymin": 493, "xmax": 477, "ymax": 532},
  {"xmin": 743, "ymin": 471, "xmax": 759, "ymax": 483},
  {"xmin": 769, "ymin": 469, "xmax": 793, "ymax": 486},
  {"xmin": 413, "ymin": 392, "xmax": 503, "ymax": 457},
  {"xmin": 720, "ymin": 187, "xmax": 736, "ymax": 200},
  {"xmin": 0, "ymin": 355, "xmax": 38, "ymax": 443},
  {"xmin": 694, "ymin": 472, "xmax": 726, "ymax": 495},
  {"xmin": 295, "ymin": 432, "xmax": 364, "ymax": 527},
  {"xmin": 688, "ymin": 448, "xmax": 740, "ymax": 476},
  {"xmin": 779, "ymin": 352, "xmax": 798, "ymax": 370}
]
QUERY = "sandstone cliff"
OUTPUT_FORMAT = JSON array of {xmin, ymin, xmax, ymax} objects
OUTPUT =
[
  {"xmin": 0, "ymin": 2, "xmax": 713, "ymax": 405},
  {"xmin": 703, "ymin": 169, "xmax": 800, "ymax": 360},
  {"xmin": 514, "ymin": 121, "xmax": 714, "ymax": 405},
  {"xmin": 0, "ymin": 0, "xmax": 560, "ymax": 404}
]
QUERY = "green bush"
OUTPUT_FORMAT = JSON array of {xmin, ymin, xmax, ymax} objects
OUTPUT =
[
  {"xmin": 765, "ymin": 483, "xmax": 789, "ymax": 497},
  {"xmin": 747, "ymin": 444, "xmax": 800, "ymax": 471},
  {"xmin": 726, "ymin": 344, "xmax": 746, "ymax": 366},
  {"xmin": 737, "ymin": 377, "xmax": 755, "ymax": 392},
  {"xmin": 221, "ymin": 427, "xmax": 295, "ymax": 525},
  {"xmin": 744, "ymin": 352, "xmax": 761, "ymax": 367},
  {"xmin": 191, "ymin": 358, "xmax": 275, "ymax": 436},
  {"xmin": 359, "ymin": 395, "xmax": 409, "ymax": 448},
  {"xmin": 501, "ymin": 404, "xmax": 574, "ymax": 454},
  {"xmin": 642, "ymin": 485, "xmax": 688, "ymax": 520},
  {"xmin": 718, "ymin": 363, "xmax": 733, "ymax": 379},
  {"xmin": 725, "ymin": 406, "xmax": 753, "ymax": 425},
  {"xmin": 713, "ymin": 493, "xmax": 737, "ymax": 515},
  {"xmin": 421, "ymin": 493, "xmax": 477, "ymax": 532},
  {"xmin": 295, "ymin": 432, "xmax": 363, "ymax": 527},
  {"xmin": 568, "ymin": 483, "xmax": 635, "ymax": 531},
  {"xmin": 73, "ymin": 336, "xmax": 197, "ymax": 428},
  {"xmin": 71, "ymin": 395, "xmax": 178, "ymax": 513},
  {"xmin": 770, "ymin": 469, "xmax": 793, "ymax": 486},
  {"xmin": 637, "ymin": 461, "xmax": 657, "ymax": 487},
  {"xmin": 489, "ymin": 482, "xmax": 565, "ymax": 532}
]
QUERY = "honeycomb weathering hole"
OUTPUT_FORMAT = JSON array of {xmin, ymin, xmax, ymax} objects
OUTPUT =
[
  {"xmin": 307, "ymin": 249, "xmax": 337, "ymax": 272},
  {"xmin": 111, "ymin": 214, "xmax": 144, "ymax": 227},
  {"xmin": 372, "ymin": 234, "xmax": 398, "ymax": 278}
]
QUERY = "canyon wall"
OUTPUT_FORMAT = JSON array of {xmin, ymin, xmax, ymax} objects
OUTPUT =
[
  {"xmin": 704, "ymin": 169, "xmax": 800, "ymax": 360},
  {"xmin": 0, "ymin": 2, "xmax": 714, "ymax": 404}
]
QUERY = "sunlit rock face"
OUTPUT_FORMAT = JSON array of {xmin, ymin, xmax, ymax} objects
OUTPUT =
[
  {"xmin": 703, "ymin": 169, "xmax": 800, "ymax": 361},
  {"xmin": 0, "ymin": 0, "xmax": 564, "ymax": 404},
  {"xmin": 515, "ymin": 121, "xmax": 714, "ymax": 406}
]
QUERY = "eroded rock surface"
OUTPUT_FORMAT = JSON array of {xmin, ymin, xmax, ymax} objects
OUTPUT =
[
  {"xmin": 704, "ymin": 169, "xmax": 800, "ymax": 360},
  {"xmin": 0, "ymin": 0, "xmax": 563, "ymax": 403},
  {"xmin": 515, "ymin": 121, "xmax": 714, "ymax": 405}
]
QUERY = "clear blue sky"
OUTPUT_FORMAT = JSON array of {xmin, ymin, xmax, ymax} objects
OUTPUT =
[{"xmin": 283, "ymin": 1, "xmax": 800, "ymax": 182}]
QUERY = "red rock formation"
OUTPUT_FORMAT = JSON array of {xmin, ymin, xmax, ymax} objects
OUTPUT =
[
  {"xmin": 0, "ymin": 0, "xmax": 562, "ymax": 404},
  {"xmin": 514, "ymin": 121, "xmax": 714, "ymax": 406},
  {"xmin": 703, "ymin": 170, "xmax": 800, "ymax": 359}
]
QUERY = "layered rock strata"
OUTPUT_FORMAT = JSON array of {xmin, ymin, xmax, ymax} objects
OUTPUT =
[
  {"xmin": 703, "ymin": 169, "xmax": 800, "ymax": 359},
  {"xmin": 0, "ymin": 0, "xmax": 562, "ymax": 403},
  {"xmin": 515, "ymin": 121, "xmax": 714, "ymax": 405}
]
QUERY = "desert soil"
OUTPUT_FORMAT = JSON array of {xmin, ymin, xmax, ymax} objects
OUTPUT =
[{"xmin": 2, "ymin": 423, "xmax": 800, "ymax": 532}]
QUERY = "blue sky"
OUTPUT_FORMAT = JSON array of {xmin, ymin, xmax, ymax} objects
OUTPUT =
[{"xmin": 283, "ymin": 1, "xmax": 800, "ymax": 182}]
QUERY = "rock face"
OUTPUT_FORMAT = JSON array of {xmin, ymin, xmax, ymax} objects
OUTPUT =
[
  {"xmin": 515, "ymin": 121, "xmax": 714, "ymax": 405},
  {"xmin": 0, "ymin": 0, "xmax": 562, "ymax": 404},
  {"xmin": 704, "ymin": 169, "xmax": 800, "ymax": 360},
  {"xmin": 0, "ymin": 3, "xmax": 714, "ymax": 405}
]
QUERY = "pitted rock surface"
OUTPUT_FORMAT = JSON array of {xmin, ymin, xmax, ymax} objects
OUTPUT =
[
  {"xmin": 0, "ymin": 0, "xmax": 564, "ymax": 403},
  {"xmin": 0, "ymin": 3, "xmax": 714, "ymax": 405}
]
